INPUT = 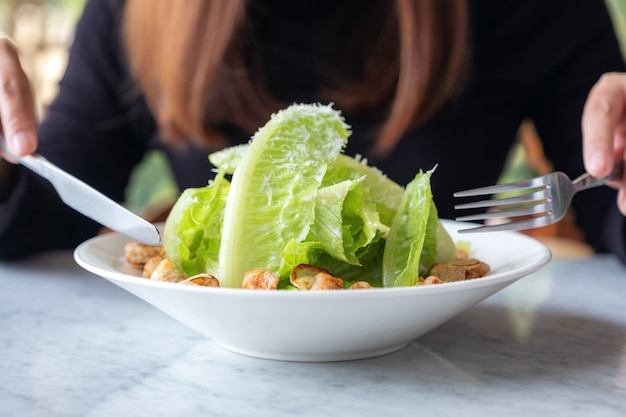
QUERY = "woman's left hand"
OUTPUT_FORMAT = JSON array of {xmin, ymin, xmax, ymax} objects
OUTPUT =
[{"xmin": 582, "ymin": 72, "xmax": 626, "ymax": 216}]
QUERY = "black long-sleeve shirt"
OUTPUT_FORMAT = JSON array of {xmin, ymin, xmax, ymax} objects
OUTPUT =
[{"xmin": 1, "ymin": 0, "xmax": 625, "ymax": 262}]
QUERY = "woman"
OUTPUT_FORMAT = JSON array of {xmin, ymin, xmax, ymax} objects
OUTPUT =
[{"xmin": 0, "ymin": 0, "xmax": 625, "ymax": 261}]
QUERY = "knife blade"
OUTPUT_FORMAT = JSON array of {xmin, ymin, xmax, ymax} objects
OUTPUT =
[{"xmin": 1, "ymin": 134, "xmax": 161, "ymax": 245}]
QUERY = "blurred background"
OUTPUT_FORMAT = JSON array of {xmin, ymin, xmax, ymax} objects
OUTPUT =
[
  {"xmin": 1, "ymin": 0, "xmax": 626, "ymax": 251},
  {"xmin": 1, "ymin": 0, "xmax": 179, "ymax": 216}
]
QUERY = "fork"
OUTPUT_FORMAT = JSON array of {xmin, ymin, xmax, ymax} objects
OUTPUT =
[{"xmin": 453, "ymin": 160, "xmax": 624, "ymax": 233}]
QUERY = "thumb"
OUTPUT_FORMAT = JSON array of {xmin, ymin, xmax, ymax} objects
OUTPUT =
[{"xmin": 0, "ymin": 39, "xmax": 38, "ymax": 158}]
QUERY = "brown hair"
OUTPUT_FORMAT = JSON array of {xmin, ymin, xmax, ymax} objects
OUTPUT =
[{"xmin": 123, "ymin": 0, "xmax": 469, "ymax": 154}]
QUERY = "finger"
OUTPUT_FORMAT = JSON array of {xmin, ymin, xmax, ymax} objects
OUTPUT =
[
  {"xmin": 581, "ymin": 72, "xmax": 626, "ymax": 177},
  {"xmin": 619, "ymin": 181, "xmax": 626, "ymax": 216},
  {"xmin": 0, "ymin": 39, "xmax": 37, "ymax": 158}
]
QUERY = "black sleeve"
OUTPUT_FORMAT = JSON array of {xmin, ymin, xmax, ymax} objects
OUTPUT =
[
  {"xmin": 525, "ymin": 0, "xmax": 626, "ymax": 262},
  {"xmin": 0, "ymin": 0, "xmax": 156, "ymax": 259}
]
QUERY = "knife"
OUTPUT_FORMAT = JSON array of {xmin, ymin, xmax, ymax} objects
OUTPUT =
[{"xmin": 1, "ymin": 134, "xmax": 161, "ymax": 245}]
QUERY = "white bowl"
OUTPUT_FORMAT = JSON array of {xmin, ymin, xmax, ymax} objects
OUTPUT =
[{"xmin": 74, "ymin": 220, "xmax": 551, "ymax": 362}]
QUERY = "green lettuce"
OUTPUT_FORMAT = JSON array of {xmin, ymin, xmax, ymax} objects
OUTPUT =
[
  {"xmin": 217, "ymin": 104, "xmax": 350, "ymax": 288},
  {"xmin": 163, "ymin": 171, "xmax": 230, "ymax": 277},
  {"xmin": 382, "ymin": 170, "xmax": 433, "ymax": 287},
  {"xmin": 164, "ymin": 103, "xmax": 456, "ymax": 288}
]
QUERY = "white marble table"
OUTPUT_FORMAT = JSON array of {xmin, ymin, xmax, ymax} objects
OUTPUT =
[{"xmin": 1, "ymin": 250, "xmax": 625, "ymax": 416}]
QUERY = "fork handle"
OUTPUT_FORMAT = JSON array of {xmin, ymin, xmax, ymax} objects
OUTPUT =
[{"xmin": 574, "ymin": 160, "xmax": 624, "ymax": 191}]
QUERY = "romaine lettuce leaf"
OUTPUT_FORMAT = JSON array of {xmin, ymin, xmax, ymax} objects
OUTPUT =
[
  {"xmin": 277, "ymin": 176, "xmax": 386, "ymax": 278},
  {"xmin": 382, "ymin": 169, "xmax": 434, "ymax": 287},
  {"xmin": 278, "ymin": 236, "xmax": 385, "ymax": 287},
  {"xmin": 208, "ymin": 144, "xmax": 248, "ymax": 174},
  {"xmin": 418, "ymin": 199, "xmax": 440, "ymax": 276},
  {"xmin": 163, "ymin": 171, "xmax": 230, "ymax": 277},
  {"xmin": 310, "ymin": 179, "xmax": 363, "ymax": 265},
  {"xmin": 312, "ymin": 178, "xmax": 383, "ymax": 262},
  {"xmin": 435, "ymin": 219, "xmax": 457, "ymax": 264},
  {"xmin": 329, "ymin": 154, "xmax": 404, "ymax": 227},
  {"xmin": 217, "ymin": 104, "xmax": 350, "ymax": 288}
]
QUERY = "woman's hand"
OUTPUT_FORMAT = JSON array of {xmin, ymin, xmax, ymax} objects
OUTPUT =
[
  {"xmin": 0, "ymin": 38, "xmax": 38, "ymax": 161},
  {"xmin": 582, "ymin": 72, "xmax": 626, "ymax": 216}
]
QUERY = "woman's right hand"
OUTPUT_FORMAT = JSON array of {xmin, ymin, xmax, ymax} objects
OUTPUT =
[{"xmin": 0, "ymin": 38, "xmax": 38, "ymax": 162}]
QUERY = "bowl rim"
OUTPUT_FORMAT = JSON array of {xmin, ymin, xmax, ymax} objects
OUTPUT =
[{"xmin": 73, "ymin": 219, "xmax": 552, "ymax": 299}]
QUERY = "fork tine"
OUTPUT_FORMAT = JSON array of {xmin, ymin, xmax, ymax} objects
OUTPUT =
[
  {"xmin": 453, "ymin": 176, "xmax": 548, "ymax": 197},
  {"xmin": 455, "ymin": 201, "xmax": 551, "ymax": 222},
  {"xmin": 456, "ymin": 216, "xmax": 555, "ymax": 233},
  {"xmin": 454, "ymin": 189, "xmax": 549, "ymax": 210}
]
